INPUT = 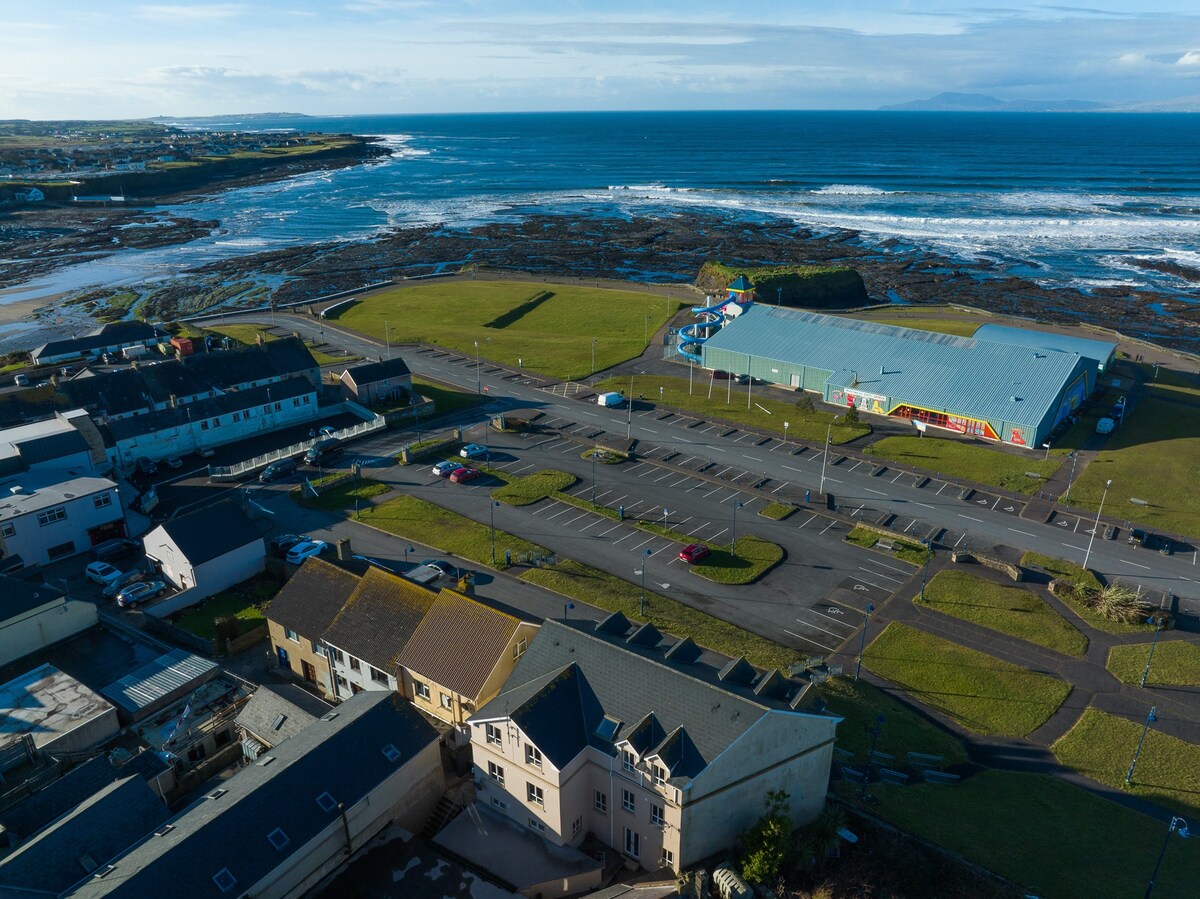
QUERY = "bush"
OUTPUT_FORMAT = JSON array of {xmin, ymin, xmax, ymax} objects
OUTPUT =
[
  {"xmin": 740, "ymin": 790, "xmax": 795, "ymax": 885},
  {"xmin": 213, "ymin": 615, "xmax": 240, "ymax": 643}
]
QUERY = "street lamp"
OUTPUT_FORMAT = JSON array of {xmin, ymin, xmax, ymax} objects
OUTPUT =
[
  {"xmin": 489, "ymin": 500, "xmax": 500, "ymax": 566},
  {"xmin": 1042, "ymin": 441, "xmax": 1052, "ymax": 461},
  {"xmin": 636, "ymin": 548, "xmax": 652, "ymax": 617},
  {"xmin": 820, "ymin": 415, "xmax": 840, "ymax": 495},
  {"xmin": 855, "ymin": 603, "xmax": 876, "ymax": 681},
  {"xmin": 1064, "ymin": 451, "xmax": 1078, "ymax": 503},
  {"xmin": 731, "ymin": 501, "xmax": 745, "ymax": 559},
  {"xmin": 783, "ymin": 420, "xmax": 789, "ymax": 448},
  {"xmin": 1083, "ymin": 478, "xmax": 1113, "ymax": 571},
  {"xmin": 860, "ymin": 714, "xmax": 886, "ymax": 801},
  {"xmin": 404, "ymin": 545, "xmax": 415, "ymax": 564},
  {"xmin": 1126, "ymin": 704, "xmax": 1158, "ymax": 785},
  {"xmin": 474, "ymin": 339, "xmax": 481, "ymax": 395},
  {"xmin": 920, "ymin": 539, "xmax": 932, "ymax": 601},
  {"xmin": 590, "ymin": 451, "xmax": 597, "ymax": 505},
  {"xmin": 564, "ymin": 601, "xmax": 575, "ymax": 620},
  {"xmin": 1141, "ymin": 616, "xmax": 1166, "ymax": 688},
  {"xmin": 591, "ymin": 338, "xmax": 598, "ymax": 377},
  {"xmin": 1144, "ymin": 817, "xmax": 1190, "ymax": 899},
  {"xmin": 384, "ymin": 318, "xmax": 391, "ymax": 359}
]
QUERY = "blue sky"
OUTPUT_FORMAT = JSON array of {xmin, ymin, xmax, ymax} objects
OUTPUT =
[{"xmin": 3, "ymin": 1, "xmax": 1200, "ymax": 118}]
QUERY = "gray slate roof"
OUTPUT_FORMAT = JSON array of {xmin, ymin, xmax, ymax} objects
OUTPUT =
[
  {"xmin": 236, "ymin": 683, "xmax": 330, "ymax": 747},
  {"xmin": 68, "ymin": 691, "xmax": 440, "ymax": 898},
  {"xmin": 152, "ymin": 499, "xmax": 262, "ymax": 566},
  {"xmin": 342, "ymin": 357, "xmax": 411, "ymax": 386},
  {"xmin": 0, "ymin": 574, "xmax": 64, "ymax": 622},
  {"xmin": 702, "ymin": 307, "xmax": 1090, "ymax": 428},
  {"xmin": 33, "ymin": 321, "xmax": 167, "ymax": 361},
  {"xmin": 266, "ymin": 557, "xmax": 361, "ymax": 641}
]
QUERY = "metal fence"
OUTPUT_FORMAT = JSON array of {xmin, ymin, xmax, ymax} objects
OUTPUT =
[{"xmin": 208, "ymin": 413, "xmax": 386, "ymax": 480}]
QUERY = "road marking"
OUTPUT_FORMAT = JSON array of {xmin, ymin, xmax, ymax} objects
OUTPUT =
[
  {"xmin": 798, "ymin": 514, "xmax": 817, "ymax": 529},
  {"xmin": 631, "ymin": 535, "xmax": 657, "ymax": 550},
  {"xmin": 771, "ymin": 482, "xmax": 788, "ymax": 494},
  {"xmin": 958, "ymin": 514, "xmax": 983, "ymax": 523},
  {"xmin": 863, "ymin": 557, "xmax": 910, "ymax": 575},
  {"xmin": 670, "ymin": 477, "xmax": 692, "ymax": 488},
  {"xmin": 992, "ymin": 495, "xmax": 1002, "ymax": 510},
  {"xmin": 784, "ymin": 629, "xmax": 837, "ymax": 652},
  {"xmin": 637, "ymin": 467, "xmax": 659, "ymax": 478},
  {"xmin": 1008, "ymin": 527, "xmax": 1038, "ymax": 538},
  {"xmin": 612, "ymin": 531, "xmax": 637, "ymax": 545},
  {"xmin": 562, "ymin": 512, "xmax": 591, "ymax": 526},
  {"xmin": 578, "ymin": 518, "xmax": 606, "ymax": 533},
  {"xmin": 859, "ymin": 566, "xmax": 904, "ymax": 585},
  {"xmin": 824, "ymin": 477, "xmax": 842, "ymax": 484},
  {"xmin": 715, "ymin": 467, "xmax": 734, "ymax": 478},
  {"xmin": 820, "ymin": 520, "xmax": 838, "ymax": 535},
  {"xmin": 512, "ymin": 464, "xmax": 535, "ymax": 474},
  {"xmin": 711, "ymin": 446, "xmax": 727, "ymax": 453},
  {"xmin": 954, "ymin": 533, "xmax": 967, "ymax": 547},
  {"xmin": 852, "ymin": 574, "xmax": 893, "ymax": 591},
  {"xmin": 891, "ymin": 472, "xmax": 904, "ymax": 483},
  {"xmin": 796, "ymin": 617, "xmax": 856, "ymax": 641},
  {"xmin": 1122, "ymin": 559, "xmax": 1153, "ymax": 570},
  {"xmin": 741, "ymin": 454, "xmax": 758, "ymax": 460},
  {"xmin": 1059, "ymin": 543, "xmax": 1084, "ymax": 553},
  {"xmin": 599, "ymin": 523, "xmax": 624, "ymax": 536},
  {"xmin": 936, "ymin": 483, "xmax": 948, "ymax": 495},
  {"xmin": 627, "ymin": 462, "xmax": 647, "ymax": 472},
  {"xmin": 781, "ymin": 464, "xmax": 805, "ymax": 473},
  {"xmin": 912, "ymin": 501, "xmax": 934, "ymax": 509},
  {"xmin": 848, "ymin": 461, "xmax": 862, "ymax": 472},
  {"xmin": 545, "ymin": 506, "xmax": 573, "ymax": 520},
  {"xmin": 864, "ymin": 487, "xmax": 888, "ymax": 496},
  {"xmin": 673, "ymin": 516, "xmax": 694, "ymax": 529},
  {"xmin": 654, "ymin": 471, "xmax": 676, "ymax": 483},
  {"xmin": 812, "ymin": 608, "xmax": 857, "ymax": 629},
  {"xmin": 708, "ymin": 527, "xmax": 728, "ymax": 541}
]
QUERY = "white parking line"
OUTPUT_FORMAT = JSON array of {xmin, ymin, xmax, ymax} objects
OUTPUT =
[
  {"xmin": 820, "ymin": 520, "xmax": 838, "ymax": 535},
  {"xmin": 631, "ymin": 535, "xmax": 657, "ymax": 550},
  {"xmin": 859, "ymin": 566, "xmax": 904, "ymax": 585},
  {"xmin": 708, "ymin": 527, "xmax": 728, "ymax": 541},
  {"xmin": 545, "ymin": 506, "xmax": 573, "ymax": 520},
  {"xmin": 936, "ymin": 483, "xmax": 949, "ymax": 495},
  {"xmin": 670, "ymin": 477, "xmax": 692, "ymax": 488},
  {"xmin": 891, "ymin": 472, "xmax": 904, "ymax": 483},
  {"xmin": 638, "ymin": 467, "xmax": 659, "ymax": 478},
  {"xmin": 654, "ymin": 471, "xmax": 676, "ymax": 483},
  {"xmin": 512, "ymin": 464, "xmax": 534, "ymax": 474},
  {"xmin": 958, "ymin": 514, "xmax": 983, "ymax": 523},
  {"xmin": 862, "ymin": 557, "xmax": 911, "ymax": 575},
  {"xmin": 784, "ymin": 629, "xmax": 836, "ymax": 652},
  {"xmin": 864, "ymin": 487, "xmax": 888, "ymax": 496},
  {"xmin": 711, "ymin": 446, "xmax": 727, "ymax": 453},
  {"xmin": 562, "ymin": 511, "xmax": 592, "ymax": 525},
  {"xmin": 853, "ymin": 574, "xmax": 893, "ymax": 591},
  {"xmin": 912, "ymin": 501, "xmax": 934, "ymax": 509},
  {"xmin": 796, "ymin": 617, "xmax": 857, "ymax": 641},
  {"xmin": 741, "ymin": 454, "xmax": 757, "ymax": 460},
  {"xmin": 798, "ymin": 514, "xmax": 817, "ymax": 529},
  {"xmin": 578, "ymin": 518, "xmax": 606, "ymax": 533},
  {"xmin": 627, "ymin": 462, "xmax": 647, "ymax": 472},
  {"xmin": 771, "ymin": 482, "xmax": 788, "ymax": 494},
  {"xmin": 848, "ymin": 461, "xmax": 863, "ymax": 472},
  {"xmin": 612, "ymin": 531, "xmax": 637, "ymax": 545},
  {"xmin": 782, "ymin": 464, "xmax": 805, "ymax": 473},
  {"xmin": 1122, "ymin": 559, "xmax": 1152, "ymax": 570},
  {"xmin": 1008, "ymin": 527, "xmax": 1037, "ymax": 538},
  {"xmin": 599, "ymin": 522, "xmax": 624, "ymax": 536}
]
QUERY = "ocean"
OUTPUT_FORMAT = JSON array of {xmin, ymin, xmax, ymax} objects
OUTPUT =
[{"xmin": 7, "ymin": 110, "xmax": 1200, "ymax": 304}]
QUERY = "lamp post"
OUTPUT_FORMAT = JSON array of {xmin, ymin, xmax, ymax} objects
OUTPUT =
[
  {"xmin": 1043, "ymin": 441, "xmax": 1052, "ymax": 461},
  {"xmin": 920, "ymin": 539, "xmax": 932, "ymax": 601},
  {"xmin": 644, "ymin": 315, "xmax": 651, "ymax": 345},
  {"xmin": 564, "ymin": 601, "xmax": 575, "ymax": 620},
  {"xmin": 1064, "ymin": 451, "xmax": 1078, "ymax": 503},
  {"xmin": 384, "ymin": 318, "xmax": 391, "ymax": 359},
  {"xmin": 404, "ymin": 545, "xmax": 415, "ymax": 564},
  {"xmin": 820, "ymin": 415, "xmax": 839, "ymax": 496},
  {"xmin": 1144, "ymin": 817, "xmax": 1191, "ymax": 899},
  {"xmin": 1141, "ymin": 616, "xmax": 1166, "ymax": 688},
  {"xmin": 636, "ymin": 548, "xmax": 652, "ymax": 617},
  {"xmin": 731, "ymin": 501, "xmax": 745, "ymax": 559},
  {"xmin": 591, "ymin": 338, "xmax": 598, "ymax": 378},
  {"xmin": 590, "ymin": 451, "xmax": 597, "ymax": 505},
  {"xmin": 776, "ymin": 286, "xmax": 782, "ymax": 306},
  {"xmin": 474, "ymin": 339, "xmax": 481, "ymax": 395},
  {"xmin": 783, "ymin": 420, "xmax": 789, "ymax": 448},
  {"xmin": 860, "ymin": 714, "xmax": 886, "ymax": 801},
  {"xmin": 855, "ymin": 603, "xmax": 876, "ymax": 681},
  {"xmin": 1083, "ymin": 478, "xmax": 1112, "ymax": 571},
  {"xmin": 489, "ymin": 500, "xmax": 500, "ymax": 566},
  {"xmin": 1126, "ymin": 704, "xmax": 1158, "ymax": 785},
  {"xmin": 626, "ymin": 373, "xmax": 636, "ymax": 439}
]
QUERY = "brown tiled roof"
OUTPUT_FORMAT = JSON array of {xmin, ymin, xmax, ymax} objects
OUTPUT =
[
  {"xmin": 323, "ymin": 568, "xmax": 438, "ymax": 671},
  {"xmin": 267, "ymin": 557, "xmax": 360, "ymax": 640},
  {"xmin": 396, "ymin": 590, "xmax": 526, "ymax": 701}
]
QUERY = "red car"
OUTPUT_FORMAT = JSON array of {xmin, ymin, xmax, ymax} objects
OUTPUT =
[
  {"xmin": 678, "ymin": 543, "xmax": 711, "ymax": 564},
  {"xmin": 449, "ymin": 467, "xmax": 480, "ymax": 484}
]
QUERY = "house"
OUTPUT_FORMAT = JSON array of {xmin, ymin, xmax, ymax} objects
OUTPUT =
[
  {"xmin": 0, "ymin": 664, "xmax": 120, "ymax": 754},
  {"xmin": 31, "ymin": 321, "xmax": 170, "ymax": 367},
  {"xmin": 65, "ymin": 691, "xmax": 445, "ymax": 899},
  {"xmin": 0, "ymin": 575, "xmax": 97, "ymax": 667},
  {"xmin": 142, "ymin": 500, "xmax": 264, "ymax": 599},
  {"xmin": 464, "ymin": 616, "xmax": 839, "ymax": 881},
  {"xmin": 13, "ymin": 187, "xmax": 44, "ymax": 203},
  {"xmin": 338, "ymin": 357, "xmax": 412, "ymax": 406},
  {"xmin": 0, "ymin": 411, "xmax": 107, "ymax": 476},
  {"xmin": 0, "ymin": 471, "xmax": 125, "ymax": 566},
  {"xmin": 235, "ymin": 682, "xmax": 332, "ymax": 760}
]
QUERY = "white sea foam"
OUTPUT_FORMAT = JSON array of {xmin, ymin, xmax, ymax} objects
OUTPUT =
[{"xmin": 812, "ymin": 184, "xmax": 891, "ymax": 196}]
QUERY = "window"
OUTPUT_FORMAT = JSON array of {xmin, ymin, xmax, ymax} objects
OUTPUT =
[
  {"xmin": 652, "ymin": 764, "xmax": 667, "ymax": 788},
  {"xmin": 370, "ymin": 666, "xmax": 388, "ymax": 684},
  {"xmin": 215, "ymin": 729, "xmax": 232, "ymax": 748},
  {"xmin": 526, "ymin": 783, "xmax": 544, "ymax": 808},
  {"xmin": 266, "ymin": 828, "xmax": 290, "ymax": 850},
  {"xmin": 349, "ymin": 657, "xmax": 361, "ymax": 672},
  {"xmin": 274, "ymin": 402, "xmax": 282, "ymax": 412},
  {"xmin": 528, "ymin": 817, "xmax": 546, "ymax": 834},
  {"xmin": 263, "ymin": 405, "xmax": 271, "ymax": 413},
  {"xmin": 485, "ymin": 723, "xmax": 502, "ymax": 746},
  {"xmin": 594, "ymin": 791, "xmax": 607, "ymax": 813},
  {"xmin": 525, "ymin": 744, "xmax": 543, "ymax": 769},
  {"xmin": 623, "ymin": 827, "xmax": 640, "ymax": 859},
  {"xmin": 212, "ymin": 869, "xmax": 237, "ymax": 893},
  {"xmin": 330, "ymin": 647, "xmax": 344, "ymax": 664},
  {"xmin": 335, "ymin": 674, "xmax": 348, "ymax": 689},
  {"xmin": 651, "ymin": 803, "xmax": 664, "ymax": 826},
  {"xmin": 232, "ymin": 412, "xmax": 241, "ymax": 422},
  {"xmin": 293, "ymin": 399, "xmax": 300, "ymax": 408},
  {"xmin": 413, "ymin": 680, "xmax": 430, "ymax": 701},
  {"xmin": 381, "ymin": 743, "xmax": 401, "ymax": 762},
  {"xmin": 93, "ymin": 492, "xmax": 112, "ymax": 509},
  {"xmin": 622, "ymin": 749, "xmax": 636, "ymax": 773},
  {"xmin": 285, "ymin": 628, "xmax": 299, "ymax": 643},
  {"xmin": 303, "ymin": 395, "xmax": 310, "ymax": 404},
  {"xmin": 440, "ymin": 692, "xmax": 453, "ymax": 710},
  {"xmin": 47, "ymin": 540, "xmax": 75, "ymax": 560},
  {"xmin": 200, "ymin": 420, "xmax": 209, "ymax": 431},
  {"xmin": 572, "ymin": 816, "xmax": 583, "ymax": 836},
  {"xmin": 312, "ymin": 642, "xmax": 326, "ymax": 656},
  {"xmin": 622, "ymin": 789, "xmax": 635, "ymax": 813},
  {"xmin": 660, "ymin": 848, "xmax": 674, "ymax": 868},
  {"xmin": 488, "ymin": 762, "xmax": 505, "ymax": 787},
  {"xmin": 315, "ymin": 792, "xmax": 337, "ymax": 813},
  {"xmin": 187, "ymin": 744, "xmax": 207, "ymax": 763},
  {"xmin": 212, "ymin": 418, "xmax": 221, "ymax": 428},
  {"xmin": 0, "ymin": 523, "xmax": 13, "ymax": 538},
  {"xmin": 37, "ymin": 506, "xmax": 67, "ymax": 526},
  {"xmin": 513, "ymin": 637, "xmax": 527, "ymax": 660},
  {"xmin": 491, "ymin": 797, "xmax": 508, "ymax": 811}
]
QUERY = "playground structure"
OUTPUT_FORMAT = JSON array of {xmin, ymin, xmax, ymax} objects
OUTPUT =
[{"xmin": 677, "ymin": 275, "xmax": 756, "ymax": 364}]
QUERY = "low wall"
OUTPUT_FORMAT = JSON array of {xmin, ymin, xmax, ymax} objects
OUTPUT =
[
  {"xmin": 223, "ymin": 624, "xmax": 269, "ymax": 655},
  {"xmin": 952, "ymin": 551, "xmax": 1023, "ymax": 582},
  {"xmin": 144, "ymin": 586, "xmax": 205, "ymax": 617},
  {"xmin": 399, "ymin": 429, "xmax": 462, "ymax": 465}
]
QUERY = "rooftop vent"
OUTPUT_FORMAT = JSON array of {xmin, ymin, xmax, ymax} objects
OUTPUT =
[
  {"xmin": 9, "ymin": 486, "xmax": 24, "ymax": 496},
  {"xmin": 257, "ymin": 755, "xmax": 276, "ymax": 767},
  {"xmin": 207, "ymin": 788, "xmax": 228, "ymax": 800},
  {"xmin": 594, "ymin": 715, "xmax": 622, "ymax": 742},
  {"xmin": 272, "ymin": 714, "xmax": 287, "ymax": 731}
]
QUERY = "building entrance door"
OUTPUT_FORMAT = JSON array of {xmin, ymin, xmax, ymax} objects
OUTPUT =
[
  {"xmin": 301, "ymin": 661, "xmax": 317, "ymax": 683},
  {"xmin": 277, "ymin": 646, "xmax": 290, "ymax": 671}
]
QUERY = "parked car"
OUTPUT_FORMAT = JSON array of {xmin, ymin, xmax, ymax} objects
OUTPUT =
[
  {"xmin": 285, "ymin": 540, "xmax": 330, "ymax": 565},
  {"xmin": 116, "ymin": 580, "xmax": 166, "ymax": 608},
  {"xmin": 136, "ymin": 457, "xmax": 159, "ymax": 475},
  {"xmin": 259, "ymin": 458, "xmax": 299, "ymax": 483},
  {"xmin": 1104, "ymin": 525, "xmax": 1118, "ymax": 541},
  {"xmin": 432, "ymin": 460, "xmax": 460, "ymax": 478},
  {"xmin": 1128, "ymin": 528, "xmax": 1151, "ymax": 546},
  {"xmin": 198, "ymin": 447, "xmax": 216, "ymax": 459},
  {"xmin": 678, "ymin": 543, "xmax": 711, "ymax": 564},
  {"xmin": 449, "ymin": 467, "xmax": 480, "ymax": 484},
  {"xmin": 92, "ymin": 537, "xmax": 141, "ymax": 563},
  {"xmin": 710, "ymin": 370, "xmax": 734, "ymax": 380},
  {"xmin": 460, "ymin": 443, "xmax": 489, "ymax": 459},
  {"xmin": 304, "ymin": 438, "xmax": 343, "ymax": 466},
  {"xmin": 420, "ymin": 559, "xmax": 455, "ymax": 577},
  {"xmin": 165, "ymin": 456, "xmax": 184, "ymax": 470},
  {"xmin": 102, "ymin": 570, "xmax": 147, "ymax": 599},
  {"xmin": 268, "ymin": 533, "xmax": 310, "ymax": 559},
  {"xmin": 13, "ymin": 373, "xmax": 28, "ymax": 387},
  {"xmin": 85, "ymin": 561, "xmax": 125, "ymax": 587}
]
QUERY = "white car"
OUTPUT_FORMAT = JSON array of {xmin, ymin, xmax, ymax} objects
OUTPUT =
[
  {"xmin": 85, "ymin": 561, "xmax": 125, "ymax": 587},
  {"xmin": 285, "ymin": 540, "xmax": 329, "ymax": 565},
  {"xmin": 432, "ymin": 460, "xmax": 460, "ymax": 478}
]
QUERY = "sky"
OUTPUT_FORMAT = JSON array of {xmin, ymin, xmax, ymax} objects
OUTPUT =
[{"xmin": 3, "ymin": 1, "xmax": 1200, "ymax": 119}]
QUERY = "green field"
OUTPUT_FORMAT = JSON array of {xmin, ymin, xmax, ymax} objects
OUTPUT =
[
  {"xmin": 593, "ymin": 374, "xmax": 870, "ymax": 444},
  {"xmin": 1053, "ymin": 708, "xmax": 1200, "ymax": 818},
  {"xmin": 295, "ymin": 477, "xmax": 392, "ymax": 512},
  {"xmin": 204, "ymin": 323, "xmax": 356, "ymax": 366},
  {"xmin": 1020, "ymin": 551, "xmax": 1154, "ymax": 635},
  {"xmin": 1107, "ymin": 640, "xmax": 1200, "ymax": 687},
  {"xmin": 875, "ymin": 770, "xmax": 1200, "ymax": 899},
  {"xmin": 864, "ymin": 623, "xmax": 1072, "ymax": 736},
  {"xmin": 330, "ymin": 281, "xmax": 682, "ymax": 380},
  {"xmin": 815, "ymin": 677, "xmax": 967, "ymax": 763},
  {"xmin": 491, "ymin": 470, "xmax": 577, "ymax": 506},
  {"xmin": 865, "ymin": 436, "xmax": 1061, "ymax": 493},
  {"xmin": 916, "ymin": 570, "xmax": 1088, "ymax": 657},
  {"xmin": 688, "ymin": 536, "xmax": 784, "ymax": 585},
  {"xmin": 757, "ymin": 502, "xmax": 795, "ymax": 521}
]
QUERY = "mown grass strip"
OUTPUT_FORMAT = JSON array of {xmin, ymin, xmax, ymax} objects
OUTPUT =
[
  {"xmin": 916, "ymin": 570, "xmax": 1088, "ymax": 657},
  {"xmin": 864, "ymin": 622, "xmax": 1071, "ymax": 736},
  {"xmin": 757, "ymin": 501, "xmax": 795, "ymax": 521},
  {"xmin": 293, "ymin": 477, "xmax": 392, "ymax": 512},
  {"xmin": 491, "ymin": 470, "xmax": 577, "ymax": 506},
  {"xmin": 1107, "ymin": 640, "xmax": 1200, "ymax": 687},
  {"xmin": 865, "ymin": 435, "xmax": 1061, "ymax": 494},
  {"xmin": 689, "ymin": 536, "xmax": 784, "ymax": 585},
  {"xmin": 520, "ymin": 559, "xmax": 798, "ymax": 672},
  {"xmin": 845, "ymin": 524, "xmax": 929, "ymax": 566},
  {"xmin": 1052, "ymin": 707, "xmax": 1200, "ymax": 818}
]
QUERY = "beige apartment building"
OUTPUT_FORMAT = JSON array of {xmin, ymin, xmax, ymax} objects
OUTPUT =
[{"xmin": 469, "ymin": 615, "xmax": 839, "ymax": 877}]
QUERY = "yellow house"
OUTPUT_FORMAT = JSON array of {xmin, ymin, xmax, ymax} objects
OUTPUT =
[{"xmin": 266, "ymin": 558, "xmax": 360, "ymax": 698}]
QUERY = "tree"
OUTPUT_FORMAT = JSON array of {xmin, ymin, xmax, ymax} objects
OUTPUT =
[
  {"xmin": 794, "ymin": 394, "xmax": 815, "ymax": 420},
  {"xmin": 843, "ymin": 405, "xmax": 861, "ymax": 427},
  {"xmin": 739, "ymin": 790, "xmax": 795, "ymax": 885}
]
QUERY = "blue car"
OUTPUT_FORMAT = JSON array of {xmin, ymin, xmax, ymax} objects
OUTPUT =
[{"xmin": 459, "ymin": 444, "xmax": 489, "ymax": 459}]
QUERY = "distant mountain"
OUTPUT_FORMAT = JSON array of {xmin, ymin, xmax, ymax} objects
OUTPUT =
[
  {"xmin": 1107, "ymin": 94, "xmax": 1200, "ymax": 113},
  {"xmin": 880, "ymin": 92, "xmax": 1106, "ymax": 112},
  {"xmin": 150, "ymin": 112, "xmax": 312, "ymax": 122}
]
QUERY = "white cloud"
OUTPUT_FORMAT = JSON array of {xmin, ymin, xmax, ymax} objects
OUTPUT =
[
  {"xmin": 135, "ymin": 4, "xmax": 245, "ymax": 23},
  {"xmin": 1177, "ymin": 50, "xmax": 1200, "ymax": 65}
]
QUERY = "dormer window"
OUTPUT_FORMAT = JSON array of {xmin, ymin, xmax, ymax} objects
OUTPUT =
[
  {"xmin": 525, "ymin": 744, "xmax": 543, "ymax": 770},
  {"xmin": 652, "ymin": 764, "xmax": 667, "ymax": 788},
  {"xmin": 622, "ymin": 749, "xmax": 636, "ymax": 773}
]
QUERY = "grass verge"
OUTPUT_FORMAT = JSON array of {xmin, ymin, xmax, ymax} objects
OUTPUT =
[
  {"xmin": 520, "ymin": 559, "xmax": 798, "ymax": 672},
  {"xmin": 1021, "ymin": 551, "xmax": 1153, "ymax": 635},
  {"xmin": 491, "ymin": 470, "xmax": 577, "ymax": 506},
  {"xmin": 814, "ymin": 677, "xmax": 966, "ymax": 763},
  {"xmin": 863, "ymin": 622, "xmax": 1071, "ymax": 736},
  {"xmin": 412, "ymin": 377, "xmax": 486, "ymax": 418},
  {"xmin": 175, "ymin": 574, "xmax": 281, "ymax": 639},
  {"xmin": 865, "ymin": 436, "xmax": 1061, "ymax": 494},
  {"xmin": 1052, "ymin": 707, "xmax": 1200, "ymax": 818},
  {"xmin": 689, "ymin": 536, "xmax": 784, "ymax": 585},
  {"xmin": 845, "ymin": 525, "xmax": 930, "ymax": 566},
  {"xmin": 1107, "ymin": 640, "xmax": 1200, "ymax": 687},
  {"xmin": 758, "ymin": 502, "xmax": 795, "ymax": 521},
  {"xmin": 874, "ymin": 770, "xmax": 1200, "ymax": 899},
  {"xmin": 916, "ymin": 570, "xmax": 1088, "ymax": 657},
  {"xmin": 293, "ymin": 477, "xmax": 391, "ymax": 512}
]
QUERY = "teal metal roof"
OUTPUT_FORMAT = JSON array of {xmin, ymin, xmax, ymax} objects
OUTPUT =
[
  {"xmin": 728, "ymin": 275, "xmax": 753, "ymax": 291},
  {"xmin": 702, "ymin": 307, "xmax": 1089, "ymax": 428},
  {"xmin": 971, "ymin": 323, "xmax": 1117, "ymax": 368}
]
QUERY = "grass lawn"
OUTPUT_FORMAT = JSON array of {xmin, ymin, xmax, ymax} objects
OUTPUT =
[
  {"xmin": 845, "ymin": 525, "xmax": 930, "ymax": 566},
  {"xmin": 357, "ymin": 494, "xmax": 546, "ymax": 569},
  {"xmin": 916, "ymin": 570, "xmax": 1088, "ymax": 657},
  {"xmin": 594, "ymin": 374, "xmax": 870, "ymax": 445},
  {"xmin": 310, "ymin": 347, "xmax": 361, "ymax": 366},
  {"xmin": 757, "ymin": 502, "xmax": 795, "ymax": 521},
  {"xmin": 331, "ymin": 281, "xmax": 682, "ymax": 380},
  {"xmin": 1065, "ymin": 392, "xmax": 1200, "ymax": 539},
  {"xmin": 294, "ymin": 477, "xmax": 392, "ymax": 512},
  {"xmin": 814, "ymin": 677, "xmax": 966, "ymax": 764},
  {"xmin": 413, "ymin": 377, "xmax": 485, "ymax": 418},
  {"xmin": 1052, "ymin": 707, "xmax": 1200, "ymax": 818},
  {"xmin": 1107, "ymin": 640, "xmax": 1200, "ymax": 687},
  {"xmin": 1021, "ymin": 551, "xmax": 1154, "ymax": 635},
  {"xmin": 175, "ymin": 575, "xmax": 281, "ymax": 639},
  {"xmin": 863, "ymin": 623, "xmax": 1071, "ymax": 736},
  {"xmin": 865, "ymin": 436, "xmax": 1061, "ymax": 494},
  {"xmin": 492, "ymin": 470, "xmax": 577, "ymax": 506},
  {"xmin": 875, "ymin": 770, "xmax": 1200, "ymax": 899},
  {"xmin": 520, "ymin": 559, "xmax": 799, "ymax": 672},
  {"xmin": 204, "ymin": 323, "xmax": 278, "ymax": 345},
  {"xmin": 688, "ymin": 536, "xmax": 784, "ymax": 585}
]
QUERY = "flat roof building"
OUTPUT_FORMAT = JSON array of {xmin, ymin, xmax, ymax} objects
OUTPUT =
[{"xmin": 0, "ymin": 664, "xmax": 120, "ymax": 754}]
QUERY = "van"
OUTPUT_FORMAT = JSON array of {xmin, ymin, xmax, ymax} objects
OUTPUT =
[
  {"xmin": 597, "ymin": 391, "xmax": 625, "ymax": 408},
  {"xmin": 13, "ymin": 374, "xmax": 28, "ymax": 387},
  {"xmin": 259, "ymin": 457, "xmax": 298, "ymax": 482},
  {"xmin": 1095, "ymin": 417, "xmax": 1115, "ymax": 435},
  {"xmin": 304, "ymin": 438, "xmax": 343, "ymax": 465}
]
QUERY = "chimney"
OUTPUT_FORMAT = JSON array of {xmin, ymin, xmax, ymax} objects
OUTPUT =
[{"xmin": 336, "ymin": 537, "xmax": 352, "ymax": 561}]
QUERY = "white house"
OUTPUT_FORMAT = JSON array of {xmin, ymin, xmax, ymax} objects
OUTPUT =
[
  {"xmin": 143, "ymin": 500, "xmax": 264, "ymax": 600},
  {"xmin": 0, "ymin": 472, "xmax": 125, "ymax": 566},
  {"xmin": 0, "ymin": 412, "xmax": 105, "ymax": 477},
  {"xmin": 0, "ymin": 576, "xmax": 98, "ymax": 668}
]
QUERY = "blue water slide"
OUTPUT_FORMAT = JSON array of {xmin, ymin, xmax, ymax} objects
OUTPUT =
[{"xmin": 677, "ymin": 304, "xmax": 725, "ymax": 363}]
